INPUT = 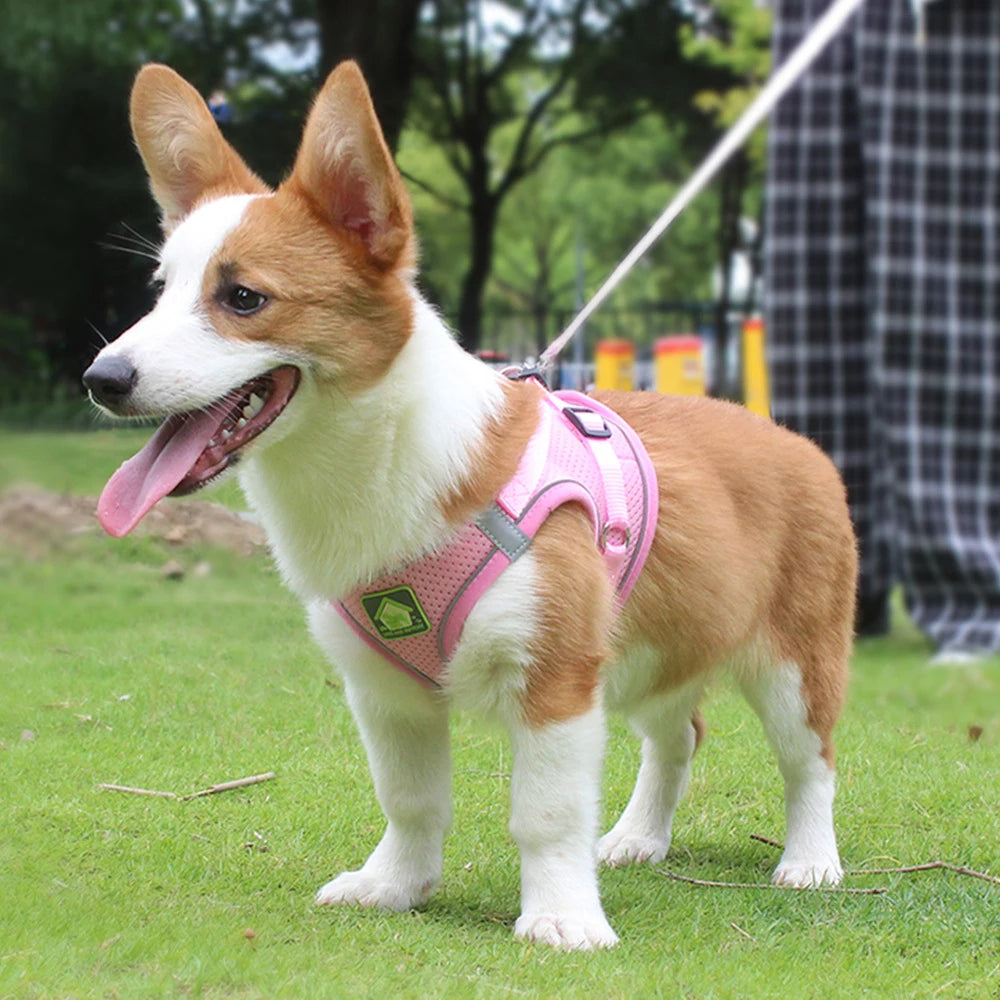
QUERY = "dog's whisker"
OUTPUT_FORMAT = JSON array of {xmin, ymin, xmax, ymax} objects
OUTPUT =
[
  {"xmin": 99, "ymin": 240, "xmax": 161, "ymax": 263},
  {"xmin": 106, "ymin": 229, "xmax": 157, "ymax": 249},
  {"xmin": 84, "ymin": 319, "xmax": 110, "ymax": 347},
  {"xmin": 120, "ymin": 222, "xmax": 161, "ymax": 253}
]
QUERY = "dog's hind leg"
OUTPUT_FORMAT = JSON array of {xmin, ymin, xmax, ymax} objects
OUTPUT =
[
  {"xmin": 739, "ymin": 662, "xmax": 843, "ymax": 887},
  {"xmin": 598, "ymin": 678, "xmax": 705, "ymax": 868}
]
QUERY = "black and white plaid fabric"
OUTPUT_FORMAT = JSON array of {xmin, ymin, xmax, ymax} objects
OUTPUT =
[{"xmin": 765, "ymin": 0, "xmax": 1000, "ymax": 654}]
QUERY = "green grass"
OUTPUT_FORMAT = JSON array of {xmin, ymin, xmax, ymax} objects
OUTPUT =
[
  {"xmin": 2, "ymin": 430, "xmax": 999, "ymax": 999},
  {"xmin": 0, "ymin": 426, "xmax": 246, "ymax": 509}
]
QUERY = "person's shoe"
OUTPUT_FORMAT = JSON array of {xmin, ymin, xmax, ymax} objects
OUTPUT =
[{"xmin": 927, "ymin": 647, "xmax": 990, "ymax": 668}]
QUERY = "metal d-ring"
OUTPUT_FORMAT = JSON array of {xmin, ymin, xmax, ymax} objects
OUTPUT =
[{"xmin": 601, "ymin": 521, "xmax": 631, "ymax": 551}]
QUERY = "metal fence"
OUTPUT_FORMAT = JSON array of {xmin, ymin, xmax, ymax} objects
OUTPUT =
[{"xmin": 478, "ymin": 301, "xmax": 746, "ymax": 397}]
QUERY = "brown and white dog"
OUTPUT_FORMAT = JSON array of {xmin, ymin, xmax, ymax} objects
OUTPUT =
[{"xmin": 83, "ymin": 62, "xmax": 857, "ymax": 950}]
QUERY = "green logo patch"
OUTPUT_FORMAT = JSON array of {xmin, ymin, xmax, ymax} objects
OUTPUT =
[{"xmin": 360, "ymin": 586, "xmax": 431, "ymax": 641}]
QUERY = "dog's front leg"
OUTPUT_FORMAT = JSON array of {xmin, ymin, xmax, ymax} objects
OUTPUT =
[
  {"xmin": 314, "ymin": 652, "xmax": 452, "ymax": 912},
  {"xmin": 507, "ymin": 702, "xmax": 619, "ymax": 950}
]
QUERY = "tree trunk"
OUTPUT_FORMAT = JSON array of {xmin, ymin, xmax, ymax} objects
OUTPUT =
[
  {"xmin": 533, "ymin": 304, "xmax": 548, "ymax": 359},
  {"xmin": 456, "ymin": 192, "xmax": 498, "ymax": 353},
  {"xmin": 313, "ymin": 0, "xmax": 422, "ymax": 151}
]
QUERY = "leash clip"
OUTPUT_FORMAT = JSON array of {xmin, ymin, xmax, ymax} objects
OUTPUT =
[{"xmin": 502, "ymin": 363, "xmax": 549, "ymax": 388}]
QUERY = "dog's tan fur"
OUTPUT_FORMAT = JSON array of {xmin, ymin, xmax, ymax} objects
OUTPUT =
[{"xmin": 514, "ymin": 390, "xmax": 855, "ymax": 743}]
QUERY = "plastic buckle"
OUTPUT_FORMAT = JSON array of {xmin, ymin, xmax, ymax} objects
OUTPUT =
[{"xmin": 564, "ymin": 405, "xmax": 612, "ymax": 439}]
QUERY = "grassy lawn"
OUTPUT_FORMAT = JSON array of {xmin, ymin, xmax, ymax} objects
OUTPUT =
[{"xmin": 1, "ymin": 428, "xmax": 998, "ymax": 999}]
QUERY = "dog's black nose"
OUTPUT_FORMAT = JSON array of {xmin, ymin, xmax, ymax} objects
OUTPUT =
[{"xmin": 82, "ymin": 356, "xmax": 138, "ymax": 408}]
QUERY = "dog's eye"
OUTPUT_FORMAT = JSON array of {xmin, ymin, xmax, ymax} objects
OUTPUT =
[
  {"xmin": 150, "ymin": 278, "xmax": 165, "ymax": 299},
  {"xmin": 223, "ymin": 285, "xmax": 267, "ymax": 315}
]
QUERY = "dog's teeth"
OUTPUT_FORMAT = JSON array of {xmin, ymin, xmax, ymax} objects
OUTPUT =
[
  {"xmin": 246, "ymin": 393, "xmax": 264, "ymax": 418},
  {"xmin": 237, "ymin": 417, "xmax": 247, "ymax": 429}
]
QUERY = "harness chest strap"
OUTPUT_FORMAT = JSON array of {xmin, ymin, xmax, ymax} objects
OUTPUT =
[{"xmin": 334, "ymin": 390, "xmax": 659, "ymax": 689}]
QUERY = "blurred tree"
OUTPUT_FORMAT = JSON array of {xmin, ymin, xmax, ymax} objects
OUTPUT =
[
  {"xmin": 0, "ymin": 1, "xmax": 180, "ymax": 396},
  {"xmin": 577, "ymin": 0, "xmax": 723, "ymax": 145},
  {"xmin": 139, "ymin": 0, "xmax": 322, "ymax": 182},
  {"xmin": 0, "ymin": 0, "xmax": 319, "ymax": 397},
  {"xmin": 0, "ymin": 0, "xmax": 767, "ymax": 404},
  {"xmin": 405, "ymin": 0, "xmax": 736, "ymax": 353},
  {"xmin": 482, "ymin": 114, "xmax": 717, "ymax": 357},
  {"xmin": 406, "ymin": 0, "xmax": 650, "ymax": 352},
  {"xmin": 314, "ymin": 0, "xmax": 424, "ymax": 151},
  {"xmin": 681, "ymin": 0, "xmax": 772, "ymax": 387}
]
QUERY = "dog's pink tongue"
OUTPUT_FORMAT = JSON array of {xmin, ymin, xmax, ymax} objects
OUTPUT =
[{"xmin": 97, "ymin": 411, "xmax": 218, "ymax": 537}]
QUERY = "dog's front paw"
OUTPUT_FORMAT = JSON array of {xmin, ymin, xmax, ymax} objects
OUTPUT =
[
  {"xmin": 597, "ymin": 828, "xmax": 670, "ymax": 868},
  {"xmin": 315, "ymin": 870, "xmax": 437, "ymax": 912},
  {"xmin": 514, "ymin": 911, "xmax": 620, "ymax": 951},
  {"xmin": 773, "ymin": 856, "xmax": 844, "ymax": 889}
]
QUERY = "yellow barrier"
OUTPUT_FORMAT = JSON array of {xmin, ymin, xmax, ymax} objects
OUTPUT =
[
  {"xmin": 594, "ymin": 339, "xmax": 635, "ymax": 390},
  {"xmin": 741, "ymin": 317, "xmax": 770, "ymax": 418},
  {"xmin": 654, "ymin": 335, "xmax": 705, "ymax": 396}
]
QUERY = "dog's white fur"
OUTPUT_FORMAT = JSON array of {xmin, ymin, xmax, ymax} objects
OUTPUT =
[
  {"xmin": 109, "ymin": 195, "xmax": 285, "ymax": 414},
  {"xmin": 239, "ymin": 296, "xmax": 507, "ymax": 601},
  {"xmin": 86, "ymin": 62, "xmax": 856, "ymax": 950}
]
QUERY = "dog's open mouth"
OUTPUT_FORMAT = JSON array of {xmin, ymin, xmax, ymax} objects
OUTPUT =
[{"xmin": 97, "ymin": 365, "xmax": 300, "ymax": 538}]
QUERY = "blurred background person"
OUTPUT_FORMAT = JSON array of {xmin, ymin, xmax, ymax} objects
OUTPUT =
[{"xmin": 764, "ymin": 0, "xmax": 1000, "ymax": 663}]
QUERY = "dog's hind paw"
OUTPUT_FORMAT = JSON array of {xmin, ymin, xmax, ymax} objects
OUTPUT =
[
  {"xmin": 315, "ymin": 870, "xmax": 436, "ymax": 912},
  {"xmin": 597, "ymin": 829, "xmax": 670, "ymax": 868},
  {"xmin": 772, "ymin": 857, "xmax": 844, "ymax": 888},
  {"xmin": 514, "ymin": 911, "xmax": 620, "ymax": 951}
]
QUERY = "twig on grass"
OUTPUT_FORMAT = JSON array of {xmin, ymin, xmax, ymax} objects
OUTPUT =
[
  {"xmin": 97, "ymin": 783, "xmax": 177, "ymax": 799},
  {"xmin": 851, "ymin": 861, "xmax": 1000, "ymax": 885},
  {"xmin": 181, "ymin": 772, "xmax": 277, "ymax": 800},
  {"xmin": 749, "ymin": 833, "xmax": 783, "ymax": 850},
  {"xmin": 653, "ymin": 868, "xmax": 889, "ymax": 894},
  {"xmin": 748, "ymin": 834, "xmax": 1000, "ymax": 887},
  {"xmin": 98, "ymin": 772, "xmax": 276, "ymax": 801}
]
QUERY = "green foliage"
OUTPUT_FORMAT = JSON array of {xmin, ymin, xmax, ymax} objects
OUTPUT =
[
  {"xmin": 2, "ymin": 430, "xmax": 999, "ymax": 998},
  {"xmin": 401, "ymin": 109, "xmax": 718, "ymax": 356},
  {"xmin": 0, "ymin": 0, "xmax": 317, "ymax": 400},
  {"xmin": 680, "ymin": 0, "xmax": 773, "ymax": 176},
  {"xmin": 489, "ymin": 114, "xmax": 718, "ymax": 354},
  {"xmin": 576, "ymin": 0, "xmax": 727, "ymax": 139},
  {"xmin": 0, "ymin": 0, "xmax": 771, "ymax": 410},
  {"xmin": 0, "ymin": 313, "xmax": 50, "ymax": 397},
  {"xmin": 0, "ymin": 1, "xmax": 170, "ymax": 393}
]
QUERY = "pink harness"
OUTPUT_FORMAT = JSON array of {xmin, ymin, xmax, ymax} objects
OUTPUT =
[{"xmin": 334, "ymin": 389, "xmax": 658, "ymax": 689}]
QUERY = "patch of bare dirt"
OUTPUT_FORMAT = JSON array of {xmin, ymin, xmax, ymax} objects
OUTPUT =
[{"xmin": 0, "ymin": 485, "xmax": 266, "ymax": 558}]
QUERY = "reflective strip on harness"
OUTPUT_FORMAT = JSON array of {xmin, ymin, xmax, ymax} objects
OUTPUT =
[{"xmin": 334, "ymin": 390, "xmax": 658, "ymax": 689}]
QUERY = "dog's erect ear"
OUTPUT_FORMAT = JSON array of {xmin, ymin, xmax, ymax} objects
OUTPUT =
[
  {"xmin": 290, "ymin": 61, "xmax": 413, "ymax": 269},
  {"xmin": 130, "ymin": 64, "xmax": 267, "ymax": 233}
]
